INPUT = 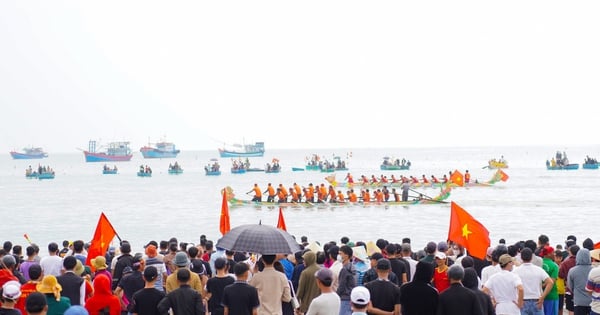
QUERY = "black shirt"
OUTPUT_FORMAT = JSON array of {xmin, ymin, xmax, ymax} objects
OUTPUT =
[
  {"xmin": 206, "ymin": 276, "xmax": 235, "ymax": 315},
  {"xmin": 365, "ymin": 279, "xmax": 401, "ymax": 314},
  {"xmin": 132, "ymin": 287, "xmax": 166, "ymax": 315},
  {"xmin": 222, "ymin": 281, "xmax": 260, "ymax": 315}
]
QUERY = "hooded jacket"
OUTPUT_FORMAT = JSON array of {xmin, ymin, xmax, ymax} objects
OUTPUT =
[
  {"xmin": 567, "ymin": 248, "xmax": 592, "ymax": 307},
  {"xmin": 85, "ymin": 274, "xmax": 121, "ymax": 315},
  {"xmin": 296, "ymin": 251, "xmax": 321, "ymax": 313}
]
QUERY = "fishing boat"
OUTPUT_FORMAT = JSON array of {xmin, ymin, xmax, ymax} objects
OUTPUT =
[
  {"xmin": 10, "ymin": 147, "xmax": 48, "ymax": 159},
  {"xmin": 168, "ymin": 162, "xmax": 183, "ymax": 174},
  {"xmin": 582, "ymin": 156, "xmax": 599, "ymax": 169},
  {"xmin": 102, "ymin": 165, "xmax": 118, "ymax": 174},
  {"xmin": 205, "ymin": 158, "xmax": 221, "ymax": 176},
  {"xmin": 487, "ymin": 157, "xmax": 508, "ymax": 169},
  {"xmin": 38, "ymin": 172, "xmax": 55, "ymax": 180},
  {"xmin": 140, "ymin": 141, "xmax": 180, "ymax": 159},
  {"xmin": 380, "ymin": 157, "xmax": 411, "ymax": 170},
  {"xmin": 83, "ymin": 140, "xmax": 132, "ymax": 162},
  {"xmin": 218, "ymin": 141, "xmax": 265, "ymax": 157},
  {"xmin": 224, "ymin": 185, "xmax": 451, "ymax": 208},
  {"xmin": 137, "ymin": 165, "xmax": 152, "ymax": 177},
  {"xmin": 265, "ymin": 158, "xmax": 281, "ymax": 173},
  {"xmin": 25, "ymin": 166, "xmax": 55, "ymax": 179},
  {"xmin": 546, "ymin": 151, "xmax": 578, "ymax": 170}
]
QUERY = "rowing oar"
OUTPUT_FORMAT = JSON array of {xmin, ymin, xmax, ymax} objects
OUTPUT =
[
  {"xmin": 482, "ymin": 165, "xmax": 489, "ymax": 169},
  {"xmin": 409, "ymin": 188, "xmax": 434, "ymax": 200}
]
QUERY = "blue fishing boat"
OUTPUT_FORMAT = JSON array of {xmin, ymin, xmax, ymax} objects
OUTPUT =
[
  {"xmin": 168, "ymin": 162, "xmax": 183, "ymax": 174},
  {"xmin": 102, "ymin": 165, "xmax": 118, "ymax": 174},
  {"xmin": 10, "ymin": 147, "xmax": 48, "ymax": 159},
  {"xmin": 137, "ymin": 165, "xmax": 152, "ymax": 177},
  {"xmin": 218, "ymin": 142, "xmax": 265, "ymax": 157},
  {"xmin": 583, "ymin": 156, "xmax": 599, "ymax": 169},
  {"xmin": 205, "ymin": 158, "xmax": 221, "ymax": 176},
  {"xmin": 84, "ymin": 140, "xmax": 132, "ymax": 162},
  {"xmin": 546, "ymin": 151, "xmax": 578, "ymax": 170},
  {"xmin": 38, "ymin": 172, "xmax": 55, "ymax": 180},
  {"xmin": 140, "ymin": 141, "xmax": 180, "ymax": 159}
]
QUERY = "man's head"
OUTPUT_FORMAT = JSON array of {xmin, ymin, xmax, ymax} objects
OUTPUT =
[
  {"xmin": 176, "ymin": 268, "xmax": 191, "ymax": 284},
  {"xmin": 25, "ymin": 292, "xmax": 47, "ymax": 315},
  {"xmin": 447, "ymin": 264, "xmax": 464, "ymax": 283},
  {"xmin": 339, "ymin": 245, "xmax": 353, "ymax": 263},
  {"xmin": 47, "ymin": 242, "xmax": 59, "ymax": 255},
  {"xmin": 143, "ymin": 266, "xmax": 158, "ymax": 282},
  {"xmin": 376, "ymin": 258, "xmax": 391, "ymax": 275},
  {"xmin": 520, "ymin": 248, "xmax": 533, "ymax": 262},
  {"xmin": 214, "ymin": 257, "xmax": 228, "ymax": 271},
  {"xmin": 63, "ymin": 256, "xmax": 77, "ymax": 271},
  {"xmin": 499, "ymin": 254, "xmax": 515, "ymax": 270},
  {"xmin": 315, "ymin": 268, "xmax": 333, "ymax": 287},
  {"xmin": 233, "ymin": 262, "xmax": 249, "ymax": 279}
]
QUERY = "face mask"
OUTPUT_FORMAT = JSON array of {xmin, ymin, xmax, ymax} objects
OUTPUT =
[{"xmin": 337, "ymin": 254, "xmax": 343, "ymax": 262}]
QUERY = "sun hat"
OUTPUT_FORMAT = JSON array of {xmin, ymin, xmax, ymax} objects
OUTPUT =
[
  {"xmin": 73, "ymin": 260, "xmax": 85, "ymax": 276},
  {"xmin": 499, "ymin": 254, "xmax": 515, "ymax": 266},
  {"xmin": 174, "ymin": 252, "xmax": 190, "ymax": 267},
  {"xmin": 36, "ymin": 275, "xmax": 62, "ymax": 301},
  {"xmin": 91, "ymin": 256, "xmax": 108, "ymax": 270},
  {"xmin": 2, "ymin": 280, "xmax": 21, "ymax": 300}
]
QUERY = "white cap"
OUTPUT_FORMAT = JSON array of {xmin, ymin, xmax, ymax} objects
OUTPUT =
[
  {"xmin": 350, "ymin": 286, "xmax": 370, "ymax": 305},
  {"xmin": 435, "ymin": 252, "xmax": 447, "ymax": 260},
  {"xmin": 2, "ymin": 280, "xmax": 21, "ymax": 300}
]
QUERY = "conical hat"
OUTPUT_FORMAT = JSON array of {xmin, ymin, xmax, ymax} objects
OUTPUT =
[
  {"xmin": 365, "ymin": 241, "xmax": 381, "ymax": 256},
  {"xmin": 306, "ymin": 241, "xmax": 323, "ymax": 253}
]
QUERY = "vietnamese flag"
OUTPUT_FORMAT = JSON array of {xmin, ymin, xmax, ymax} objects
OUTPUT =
[
  {"xmin": 450, "ymin": 170, "xmax": 464, "ymax": 187},
  {"xmin": 448, "ymin": 202, "xmax": 490, "ymax": 260},
  {"xmin": 86, "ymin": 213, "xmax": 118, "ymax": 270},
  {"xmin": 277, "ymin": 207, "xmax": 287, "ymax": 231},
  {"xmin": 220, "ymin": 188, "xmax": 231, "ymax": 235},
  {"xmin": 498, "ymin": 170, "xmax": 509, "ymax": 182}
]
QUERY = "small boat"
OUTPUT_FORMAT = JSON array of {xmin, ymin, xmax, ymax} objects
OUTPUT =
[
  {"xmin": 205, "ymin": 158, "xmax": 221, "ymax": 176},
  {"xmin": 582, "ymin": 156, "xmax": 599, "ymax": 169},
  {"xmin": 265, "ymin": 158, "xmax": 281, "ymax": 173},
  {"xmin": 102, "ymin": 165, "xmax": 118, "ymax": 174},
  {"xmin": 25, "ymin": 166, "xmax": 55, "ymax": 179},
  {"xmin": 137, "ymin": 165, "xmax": 152, "ymax": 177},
  {"xmin": 292, "ymin": 167, "xmax": 305, "ymax": 172},
  {"xmin": 306, "ymin": 154, "xmax": 350, "ymax": 172},
  {"xmin": 83, "ymin": 140, "xmax": 132, "ymax": 162},
  {"xmin": 168, "ymin": 162, "xmax": 183, "ymax": 174},
  {"xmin": 218, "ymin": 141, "xmax": 265, "ymax": 158},
  {"xmin": 140, "ymin": 141, "xmax": 180, "ymax": 159},
  {"xmin": 10, "ymin": 147, "xmax": 48, "ymax": 159},
  {"xmin": 487, "ymin": 157, "xmax": 508, "ymax": 169},
  {"xmin": 380, "ymin": 157, "xmax": 411, "ymax": 170},
  {"xmin": 546, "ymin": 151, "xmax": 578, "ymax": 170}
]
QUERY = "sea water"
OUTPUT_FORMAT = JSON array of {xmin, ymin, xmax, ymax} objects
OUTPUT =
[{"xmin": 1, "ymin": 145, "xmax": 599, "ymax": 253}]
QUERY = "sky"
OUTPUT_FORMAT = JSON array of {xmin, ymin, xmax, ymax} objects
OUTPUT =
[{"xmin": 1, "ymin": 1, "xmax": 599, "ymax": 154}]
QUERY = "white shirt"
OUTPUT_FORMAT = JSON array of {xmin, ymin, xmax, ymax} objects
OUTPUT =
[
  {"xmin": 513, "ymin": 262, "xmax": 550, "ymax": 299},
  {"xmin": 481, "ymin": 264, "xmax": 501, "ymax": 286},
  {"xmin": 306, "ymin": 291, "xmax": 341, "ymax": 315},
  {"xmin": 484, "ymin": 269, "xmax": 523, "ymax": 315},
  {"xmin": 329, "ymin": 261, "xmax": 343, "ymax": 292},
  {"xmin": 40, "ymin": 255, "xmax": 63, "ymax": 277}
]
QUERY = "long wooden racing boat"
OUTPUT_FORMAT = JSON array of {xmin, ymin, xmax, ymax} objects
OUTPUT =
[{"xmin": 224, "ymin": 185, "xmax": 451, "ymax": 208}]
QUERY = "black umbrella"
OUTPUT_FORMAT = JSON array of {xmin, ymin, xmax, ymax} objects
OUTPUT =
[{"xmin": 215, "ymin": 223, "xmax": 301, "ymax": 255}]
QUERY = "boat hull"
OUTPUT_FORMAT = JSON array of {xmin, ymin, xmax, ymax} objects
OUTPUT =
[
  {"xmin": 84, "ymin": 151, "xmax": 133, "ymax": 162},
  {"xmin": 583, "ymin": 163, "xmax": 599, "ymax": 169},
  {"xmin": 10, "ymin": 152, "xmax": 47, "ymax": 159},
  {"xmin": 37, "ymin": 172, "xmax": 55, "ymax": 180},
  {"xmin": 488, "ymin": 162, "xmax": 508, "ymax": 169},
  {"xmin": 547, "ymin": 164, "xmax": 579, "ymax": 170},
  {"xmin": 205, "ymin": 171, "xmax": 221, "ymax": 176},
  {"xmin": 380, "ymin": 165, "xmax": 409, "ymax": 171},
  {"xmin": 168, "ymin": 169, "xmax": 184, "ymax": 174},
  {"xmin": 219, "ymin": 150, "xmax": 264, "ymax": 158},
  {"xmin": 140, "ymin": 147, "xmax": 180, "ymax": 159},
  {"xmin": 292, "ymin": 167, "xmax": 305, "ymax": 172},
  {"xmin": 102, "ymin": 169, "xmax": 118, "ymax": 174},
  {"xmin": 231, "ymin": 168, "xmax": 247, "ymax": 174},
  {"xmin": 137, "ymin": 172, "xmax": 152, "ymax": 177}
]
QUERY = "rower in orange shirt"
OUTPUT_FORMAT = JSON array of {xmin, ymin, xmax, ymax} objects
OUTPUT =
[
  {"xmin": 375, "ymin": 189, "xmax": 384, "ymax": 202},
  {"xmin": 247, "ymin": 183, "xmax": 262, "ymax": 202},
  {"xmin": 362, "ymin": 189, "xmax": 371, "ymax": 202},
  {"xmin": 465, "ymin": 170, "xmax": 471, "ymax": 184},
  {"xmin": 318, "ymin": 184, "xmax": 328, "ymax": 202},
  {"xmin": 422, "ymin": 175, "xmax": 430, "ymax": 184},
  {"xmin": 277, "ymin": 187, "xmax": 287, "ymax": 203},
  {"xmin": 348, "ymin": 190, "xmax": 358, "ymax": 202},
  {"xmin": 328, "ymin": 185, "xmax": 337, "ymax": 202},
  {"xmin": 337, "ymin": 190, "xmax": 346, "ymax": 203},
  {"xmin": 289, "ymin": 187, "xmax": 299, "ymax": 203},
  {"xmin": 304, "ymin": 184, "xmax": 315, "ymax": 203},
  {"xmin": 264, "ymin": 183, "xmax": 276, "ymax": 202},
  {"xmin": 293, "ymin": 182, "xmax": 302, "ymax": 200}
]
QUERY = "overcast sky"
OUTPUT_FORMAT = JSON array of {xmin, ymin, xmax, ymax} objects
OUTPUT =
[{"xmin": 1, "ymin": 1, "xmax": 599, "ymax": 153}]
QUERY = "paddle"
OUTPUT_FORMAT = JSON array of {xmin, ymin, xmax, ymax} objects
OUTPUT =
[
  {"xmin": 409, "ymin": 188, "xmax": 434, "ymax": 200},
  {"xmin": 482, "ymin": 165, "xmax": 489, "ymax": 169}
]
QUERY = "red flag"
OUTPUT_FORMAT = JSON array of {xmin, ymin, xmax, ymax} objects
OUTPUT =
[
  {"xmin": 498, "ymin": 170, "xmax": 509, "ymax": 182},
  {"xmin": 277, "ymin": 207, "xmax": 287, "ymax": 231},
  {"xmin": 220, "ymin": 188, "xmax": 231, "ymax": 235},
  {"xmin": 448, "ymin": 202, "xmax": 490, "ymax": 260},
  {"xmin": 450, "ymin": 170, "xmax": 464, "ymax": 187},
  {"xmin": 86, "ymin": 213, "xmax": 117, "ymax": 270}
]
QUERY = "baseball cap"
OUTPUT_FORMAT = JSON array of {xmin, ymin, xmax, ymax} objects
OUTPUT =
[
  {"xmin": 434, "ymin": 252, "xmax": 446, "ymax": 260},
  {"xmin": 499, "ymin": 254, "xmax": 514, "ymax": 266},
  {"xmin": 315, "ymin": 268, "xmax": 333, "ymax": 282},
  {"xmin": 2, "ymin": 281, "xmax": 21, "ymax": 300},
  {"xmin": 350, "ymin": 286, "xmax": 370, "ymax": 305}
]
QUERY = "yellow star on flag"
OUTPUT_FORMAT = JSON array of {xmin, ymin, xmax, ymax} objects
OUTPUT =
[{"xmin": 462, "ymin": 223, "xmax": 472, "ymax": 239}]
